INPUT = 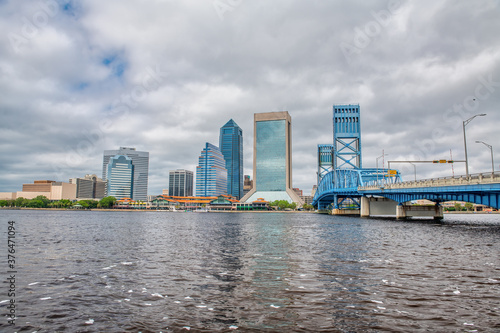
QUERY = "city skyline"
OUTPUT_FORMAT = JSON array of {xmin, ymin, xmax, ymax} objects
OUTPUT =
[{"xmin": 1, "ymin": 1, "xmax": 499, "ymax": 196}]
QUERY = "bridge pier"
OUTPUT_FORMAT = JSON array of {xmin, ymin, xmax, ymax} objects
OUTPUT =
[
  {"xmin": 360, "ymin": 196, "xmax": 398, "ymax": 217},
  {"xmin": 396, "ymin": 203, "xmax": 443, "ymax": 220},
  {"xmin": 331, "ymin": 209, "xmax": 360, "ymax": 216},
  {"xmin": 360, "ymin": 196, "xmax": 443, "ymax": 219}
]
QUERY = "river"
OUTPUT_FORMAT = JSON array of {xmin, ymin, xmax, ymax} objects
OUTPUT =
[{"xmin": 0, "ymin": 210, "xmax": 499, "ymax": 332}]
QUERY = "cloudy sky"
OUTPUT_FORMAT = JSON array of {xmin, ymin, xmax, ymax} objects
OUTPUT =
[{"xmin": 1, "ymin": 0, "xmax": 499, "ymax": 196}]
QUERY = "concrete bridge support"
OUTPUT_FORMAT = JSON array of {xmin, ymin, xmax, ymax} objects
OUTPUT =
[
  {"xmin": 396, "ymin": 203, "xmax": 443, "ymax": 220},
  {"xmin": 360, "ymin": 197, "xmax": 398, "ymax": 217},
  {"xmin": 361, "ymin": 196, "xmax": 443, "ymax": 219}
]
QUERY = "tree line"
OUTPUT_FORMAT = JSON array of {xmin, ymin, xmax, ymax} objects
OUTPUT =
[
  {"xmin": 0, "ymin": 196, "xmax": 117, "ymax": 209},
  {"xmin": 268, "ymin": 200, "xmax": 315, "ymax": 211}
]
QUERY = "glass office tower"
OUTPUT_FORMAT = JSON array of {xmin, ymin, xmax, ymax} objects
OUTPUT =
[
  {"xmin": 106, "ymin": 155, "xmax": 134, "ymax": 199},
  {"xmin": 196, "ymin": 143, "xmax": 228, "ymax": 197},
  {"xmin": 169, "ymin": 169, "xmax": 194, "ymax": 197},
  {"xmin": 219, "ymin": 119, "xmax": 243, "ymax": 199},
  {"xmin": 102, "ymin": 147, "xmax": 149, "ymax": 201},
  {"xmin": 241, "ymin": 111, "xmax": 302, "ymax": 204}
]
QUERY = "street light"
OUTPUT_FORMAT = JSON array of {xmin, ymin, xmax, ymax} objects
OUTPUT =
[
  {"xmin": 376, "ymin": 152, "xmax": 388, "ymax": 185},
  {"xmin": 463, "ymin": 113, "xmax": 486, "ymax": 178},
  {"xmin": 409, "ymin": 162, "xmax": 416, "ymax": 182},
  {"xmin": 475, "ymin": 140, "xmax": 494, "ymax": 178}
]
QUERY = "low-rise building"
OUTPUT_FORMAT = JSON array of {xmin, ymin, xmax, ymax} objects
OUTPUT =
[{"xmin": 16, "ymin": 180, "xmax": 76, "ymax": 200}]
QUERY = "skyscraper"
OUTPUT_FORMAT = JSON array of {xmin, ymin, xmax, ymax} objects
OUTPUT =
[
  {"xmin": 169, "ymin": 169, "xmax": 194, "ymax": 197},
  {"xmin": 106, "ymin": 155, "xmax": 134, "ymax": 199},
  {"xmin": 196, "ymin": 143, "xmax": 227, "ymax": 197},
  {"xmin": 219, "ymin": 119, "xmax": 243, "ymax": 199},
  {"xmin": 241, "ymin": 111, "xmax": 302, "ymax": 204},
  {"xmin": 102, "ymin": 147, "xmax": 149, "ymax": 201}
]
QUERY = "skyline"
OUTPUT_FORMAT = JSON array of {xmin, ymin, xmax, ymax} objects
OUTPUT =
[{"xmin": 1, "ymin": 1, "xmax": 499, "ymax": 196}]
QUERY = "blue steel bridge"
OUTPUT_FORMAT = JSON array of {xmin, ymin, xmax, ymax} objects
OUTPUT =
[
  {"xmin": 313, "ymin": 169, "xmax": 500, "ymax": 211},
  {"xmin": 312, "ymin": 104, "xmax": 500, "ymax": 215}
]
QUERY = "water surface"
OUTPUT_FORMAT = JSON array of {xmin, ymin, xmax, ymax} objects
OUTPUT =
[{"xmin": 0, "ymin": 210, "xmax": 499, "ymax": 332}]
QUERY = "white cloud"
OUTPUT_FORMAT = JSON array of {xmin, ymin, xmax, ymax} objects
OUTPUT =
[{"xmin": 1, "ymin": 0, "xmax": 499, "ymax": 195}]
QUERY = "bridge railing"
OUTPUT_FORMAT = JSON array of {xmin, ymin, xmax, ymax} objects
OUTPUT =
[{"xmin": 358, "ymin": 171, "xmax": 500, "ymax": 190}]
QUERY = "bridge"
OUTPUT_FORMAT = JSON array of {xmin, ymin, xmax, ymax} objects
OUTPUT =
[{"xmin": 312, "ymin": 104, "xmax": 500, "ymax": 218}]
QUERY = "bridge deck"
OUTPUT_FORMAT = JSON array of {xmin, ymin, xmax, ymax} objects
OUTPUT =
[{"xmin": 359, "ymin": 172, "xmax": 500, "ymax": 191}]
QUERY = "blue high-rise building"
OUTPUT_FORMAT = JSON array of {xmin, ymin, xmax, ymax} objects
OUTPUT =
[
  {"xmin": 102, "ymin": 147, "xmax": 149, "ymax": 201},
  {"xmin": 241, "ymin": 111, "xmax": 302, "ymax": 204},
  {"xmin": 196, "ymin": 143, "xmax": 228, "ymax": 197},
  {"xmin": 106, "ymin": 155, "xmax": 134, "ymax": 199},
  {"xmin": 219, "ymin": 119, "xmax": 243, "ymax": 199}
]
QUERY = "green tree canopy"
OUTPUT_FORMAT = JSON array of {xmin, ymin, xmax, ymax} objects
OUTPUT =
[{"xmin": 98, "ymin": 196, "xmax": 116, "ymax": 208}]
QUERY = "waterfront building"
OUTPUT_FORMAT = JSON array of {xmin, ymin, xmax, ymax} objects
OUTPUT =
[
  {"xmin": 106, "ymin": 155, "xmax": 134, "ymax": 200},
  {"xmin": 16, "ymin": 180, "xmax": 77, "ymax": 200},
  {"xmin": 152, "ymin": 194, "xmax": 237, "ymax": 210},
  {"xmin": 169, "ymin": 169, "xmax": 194, "ymax": 197},
  {"xmin": 241, "ymin": 111, "xmax": 303, "ymax": 204},
  {"xmin": 102, "ymin": 147, "xmax": 149, "ymax": 201},
  {"xmin": 196, "ymin": 143, "xmax": 228, "ymax": 197},
  {"xmin": 69, "ymin": 174, "xmax": 106, "ymax": 199},
  {"xmin": 219, "ymin": 119, "xmax": 243, "ymax": 199}
]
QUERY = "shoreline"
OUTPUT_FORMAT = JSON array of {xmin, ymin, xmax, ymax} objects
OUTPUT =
[{"xmin": 0, "ymin": 207, "xmax": 498, "ymax": 214}]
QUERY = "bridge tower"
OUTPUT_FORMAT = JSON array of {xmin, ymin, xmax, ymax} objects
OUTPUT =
[
  {"xmin": 317, "ymin": 144, "xmax": 334, "ymax": 185},
  {"xmin": 333, "ymin": 104, "xmax": 362, "ymax": 169}
]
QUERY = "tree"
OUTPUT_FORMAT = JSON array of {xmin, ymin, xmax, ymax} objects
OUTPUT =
[
  {"xmin": 14, "ymin": 197, "xmax": 26, "ymax": 207},
  {"xmin": 0, "ymin": 200, "xmax": 8, "ymax": 207},
  {"xmin": 98, "ymin": 196, "xmax": 116, "ymax": 209},
  {"xmin": 454, "ymin": 202, "xmax": 463, "ymax": 211},
  {"xmin": 76, "ymin": 200, "xmax": 98, "ymax": 209},
  {"xmin": 302, "ymin": 203, "xmax": 314, "ymax": 211},
  {"xmin": 28, "ymin": 195, "xmax": 50, "ymax": 208},
  {"xmin": 464, "ymin": 202, "xmax": 474, "ymax": 212}
]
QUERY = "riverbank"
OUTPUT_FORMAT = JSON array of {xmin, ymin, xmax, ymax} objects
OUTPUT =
[{"xmin": 0, "ymin": 207, "xmax": 312, "ymax": 213}]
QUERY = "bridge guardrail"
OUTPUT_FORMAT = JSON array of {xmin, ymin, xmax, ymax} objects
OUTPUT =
[{"xmin": 358, "ymin": 172, "xmax": 500, "ymax": 190}]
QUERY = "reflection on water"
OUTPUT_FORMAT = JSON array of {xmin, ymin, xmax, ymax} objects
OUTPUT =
[{"xmin": 0, "ymin": 210, "xmax": 498, "ymax": 332}]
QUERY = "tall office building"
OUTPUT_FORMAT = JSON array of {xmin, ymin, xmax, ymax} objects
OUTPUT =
[
  {"xmin": 196, "ymin": 143, "xmax": 227, "ymax": 197},
  {"xmin": 241, "ymin": 111, "xmax": 303, "ymax": 204},
  {"xmin": 219, "ymin": 119, "xmax": 243, "ymax": 199},
  {"xmin": 69, "ymin": 174, "xmax": 106, "ymax": 199},
  {"xmin": 102, "ymin": 147, "xmax": 149, "ymax": 201},
  {"xmin": 106, "ymin": 155, "xmax": 134, "ymax": 199},
  {"xmin": 169, "ymin": 169, "xmax": 194, "ymax": 197}
]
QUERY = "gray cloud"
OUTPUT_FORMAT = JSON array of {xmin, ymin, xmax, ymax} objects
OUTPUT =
[{"xmin": 1, "ymin": 0, "xmax": 499, "ymax": 195}]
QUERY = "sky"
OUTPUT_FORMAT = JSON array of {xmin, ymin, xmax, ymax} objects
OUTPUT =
[{"xmin": 1, "ymin": 0, "xmax": 499, "ymax": 196}]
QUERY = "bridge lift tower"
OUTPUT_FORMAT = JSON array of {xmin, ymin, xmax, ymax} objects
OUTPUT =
[
  {"xmin": 317, "ymin": 144, "xmax": 334, "ymax": 185},
  {"xmin": 332, "ymin": 104, "xmax": 362, "ymax": 209},
  {"xmin": 313, "ymin": 104, "xmax": 402, "ymax": 211},
  {"xmin": 334, "ymin": 104, "xmax": 362, "ymax": 170}
]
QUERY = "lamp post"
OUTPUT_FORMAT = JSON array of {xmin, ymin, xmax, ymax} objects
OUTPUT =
[
  {"xmin": 475, "ymin": 140, "xmax": 494, "ymax": 178},
  {"xmin": 463, "ymin": 113, "xmax": 486, "ymax": 178},
  {"xmin": 409, "ymin": 162, "xmax": 416, "ymax": 182},
  {"xmin": 376, "ymin": 152, "xmax": 388, "ymax": 185}
]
